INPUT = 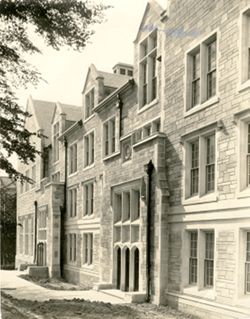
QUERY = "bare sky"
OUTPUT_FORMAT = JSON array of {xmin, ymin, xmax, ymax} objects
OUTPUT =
[{"xmin": 17, "ymin": 0, "xmax": 166, "ymax": 107}]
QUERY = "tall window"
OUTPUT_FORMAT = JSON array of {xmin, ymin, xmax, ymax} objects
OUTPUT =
[
  {"xmin": 186, "ymin": 33, "xmax": 217, "ymax": 111},
  {"xmin": 38, "ymin": 210, "xmax": 47, "ymax": 241},
  {"xmin": 240, "ymin": 8, "xmax": 250, "ymax": 85},
  {"xmin": 68, "ymin": 188, "xmax": 77, "ymax": 217},
  {"xmin": 189, "ymin": 231, "xmax": 198, "ymax": 284},
  {"xmin": 83, "ymin": 182, "xmax": 94, "ymax": 216},
  {"xmin": 85, "ymin": 88, "xmax": 95, "ymax": 119},
  {"xmin": 69, "ymin": 143, "xmax": 77, "ymax": 174},
  {"xmin": 139, "ymin": 31, "xmax": 157, "ymax": 108},
  {"xmin": 53, "ymin": 122, "xmax": 59, "ymax": 162},
  {"xmin": 185, "ymin": 132, "xmax": 216, "ymax": 199},
  {"xmin": 103, "ymin": 118, "xmax": 116, "ymax": 157},
  {"xmin": 248, "ymin": 124, "xmax": 250, "ymax": 186},
  {"xmin": 19, "ymin": 220, "xmax": 23, "ymax": 254},
  {"xmin": 246, "ymin": 232, "xmax": 250, "ymax": 293},
  {"xmin": 207, "ymin": 39, "xmax": 217, "ymax": 99},
  {"xmin": 190, "ymin": 140, "xmax": 199, "ymax": 196},
  {"xmin": 191, "ymin": 51, "xmax": 200, "ymax": 107},
  {"xmin": 69, "ymin": 233, "xmax": 76, "ymax": 262},
  {"xmin": 83, "ymin": 233, "xmax": 93, "ymax": 265},
  {"xmin": 206, "ymin": 135, "xmax": 215, "ymax": 192},
  {"xmin": 30, "ymin": 217, "xmax": 34, "ymax": 256},
  {"xmin": 24, "ymin": 218, "xmax": 29, "ymax": 255},
  {"xmin": 204, "ymin": 232, "xmax": 214, "ymax": 287},
  {"xmin": 84, "ymin": 132, "xmax": 94, "ymax": 167}
]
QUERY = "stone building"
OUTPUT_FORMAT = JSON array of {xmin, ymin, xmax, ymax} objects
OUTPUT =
[{"xmin": 16, "ymin": 0, "xmax": 250, "ymax": 318}]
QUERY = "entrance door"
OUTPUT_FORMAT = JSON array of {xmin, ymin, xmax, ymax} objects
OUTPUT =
[
  {"xmin": 125, "ymin": 248, "xmax": 130, "ymax": 291},
  {"xmin": 116, "ymin": 247, "xmax": 121, "ymax": 289},
  {"xmin": 133, "ymin": 248, "xmax": 139, "ymax": 291}
]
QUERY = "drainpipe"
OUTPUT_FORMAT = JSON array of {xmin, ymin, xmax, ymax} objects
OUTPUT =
[
  {"xmin": 60, "ymin": 137, "xmax": 68, "ymax": 277},
  {"xmin": 33, "ymin": 201, "xmax": 38, "ymax": 264},
  {"xmin": 145, "ymin": 160, "xmax": 154, "ymax": 303},
  {"xmin": 116, "ymin": 93, "xmax": 123, "ymax": 138}
]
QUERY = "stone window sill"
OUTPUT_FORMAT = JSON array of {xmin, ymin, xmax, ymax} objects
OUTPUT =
[
  {"xmin": 137, "ymin": 98, "xmax": 159, "ymax": 115},
  {"xmin": 237, "ymin": 187, "xmax": 250, "ymax": 199},
  {"xmin": 84, "ymin": 113, "xmax": 95, "ymax": 124},
  {"xmin": 183, "ymin": 193, "xmax": 218, "ymax": 206},
  {"xmin": 103, "ymin": 151, "xmax": 120, "ymax": 162},
  {"xmin": 184, "ymin": 95, "xmax": 220, "ymax": 118},
  {"xmin": 83, "ymin": 163, "xmax": 95, "ymax": 171},
  {"xmin": 238, "ymin": 80, "xmax": 250, "ymax": 93},
  {"xmin": 183, "ymin": 286, "xmax": 215, "ymax": 301},
  {"xmin": 133, "ymin": 132, "xmax": 165, "ymax": 149},
  {"xmin": 68, "ymin": 171, "xmax": 78, "ymax": 178}
]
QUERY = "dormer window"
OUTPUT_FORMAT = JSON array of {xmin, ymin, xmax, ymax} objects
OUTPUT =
[
  {"xmin": 139, "ymin": 30, "xmax": 157, "ymax": 108},
  {"xmin": 85, "ymin": 88, "xmax": 95, "ymax": 119}
]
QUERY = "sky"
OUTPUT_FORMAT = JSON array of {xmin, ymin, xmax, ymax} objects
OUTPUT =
[{"xmin": 17, "ymin": 0, "xmax": 166, "ymax": 107}]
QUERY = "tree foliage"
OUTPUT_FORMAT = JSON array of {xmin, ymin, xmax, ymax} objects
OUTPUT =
[{"xmin": 0, "ymin": 0, "xmax": 109, "ymax": 182}]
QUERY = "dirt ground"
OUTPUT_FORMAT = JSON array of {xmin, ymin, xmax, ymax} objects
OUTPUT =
[{"xmin": 1, "ymin": 292, "xmax": 199, "ymax": 319}]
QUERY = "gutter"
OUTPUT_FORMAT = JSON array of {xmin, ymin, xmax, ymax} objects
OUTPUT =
[
  {"xmin": 60, "ymin": 137, "xmax": 68, "ymax": 277},
  {"xmin": 94, "ymin": 79, "xmax": 134, "ymax": 113},
  {"xmin": 145, "ymin": 160, "xmax": 154, "ymax": 303}
]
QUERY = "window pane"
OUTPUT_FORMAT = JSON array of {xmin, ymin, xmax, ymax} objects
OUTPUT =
[
  {"xmin": 189, "ymin": 231, "xmax": 198, "ymax": 284},
  {"xmin": 206, "ymin": 135, "xmax": 215, "ymax": 192},
  {"xmin": 191, "ymin": 141, "xmax": 199, "ymax": 195},
  {"xmin": 204, "ymin": 232, "xmax": 214, "ymax": 287}
]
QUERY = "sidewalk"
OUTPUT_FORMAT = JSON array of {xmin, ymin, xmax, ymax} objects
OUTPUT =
[{"xmin": 0, "ymin": 270, "xmax": 125, "ymax": 304}]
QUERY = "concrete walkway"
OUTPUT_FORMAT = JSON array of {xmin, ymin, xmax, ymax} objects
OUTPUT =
[{"xmin": 0, "ymin": 270, "xmax": 126, "ymax": 304}]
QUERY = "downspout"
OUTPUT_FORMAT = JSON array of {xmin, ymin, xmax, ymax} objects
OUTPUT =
[
  {"xmin": 145, "ymin": 160, "xmax": 154, "ymax": 303},
  {"xmin": 116, "ymin": 93, "xmax": 123, "ymax": 138},
  {"xmin": 60, "ymin": 136, "xmax": 68, "ymax": 277},
  {"xmin": 33, "ymin": 201, "xmax": 38, "ymax": 264}
]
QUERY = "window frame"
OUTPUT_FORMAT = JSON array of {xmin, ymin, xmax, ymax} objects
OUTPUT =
[
  {"xmin": 85, "ymin": 88, "xmax": 95, "ymax": 119},
  {"xmin": 68, "ymin": 187, "xmax": 77, "ymax": 218},
  {"xmin": 138, "ymin": 29, "xmax": 158, "ymax": 109},
  {"xmin": 83, "ymin": 181, "xmax": 94, "ymax": 217},
  {"xmin": 84, "ymin": 131, "xmax": 95, "ymax": 167},
  {"xmin": 82, "ymin": 233, "xmax": 93, "ymax": 266},
  {"xmin": 69, "ymin": 142, "xmax": 78, "ymax": 175},
  {"xmin": 183, "ymin": 129, "xmax": 217, "ymax": 202},
  {"xmin": 239, "ymin": 6, "xmax": 250, "ymax": 90},
  {"xmin": 103, "ymin": 116, "xmax": 117, "ymax": 158},
  {"xmin": 53, "ymin": 122, "xmax": 60, "ymax": 162},
  {"xmin": 185, "ymin": 31, "xmax": 219, "ymax": 116}
]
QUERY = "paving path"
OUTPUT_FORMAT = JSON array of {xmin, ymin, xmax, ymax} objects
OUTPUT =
[{"xmin": 0, "ymin": 270, "xmax": 125, "ymax": 304}]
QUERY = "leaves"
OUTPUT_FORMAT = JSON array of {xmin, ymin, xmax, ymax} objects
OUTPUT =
[{"xmin": 0, "ymin": 0, "xmax": 109, "ymax": 181}]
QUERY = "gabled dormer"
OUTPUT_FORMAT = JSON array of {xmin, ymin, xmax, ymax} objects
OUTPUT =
[{"xmin": 82, "ymin": 63, "xmax": 132, "ymax": 120}]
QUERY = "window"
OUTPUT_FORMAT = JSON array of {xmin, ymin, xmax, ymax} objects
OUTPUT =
[
  {"xmin": 24, "ymin": 218, "xmax": 29, "ymax": 255},
  {"xmin": 38, "ymin": 209, "xmax": 47, "ymax": 241},
  {"xmin": 128, "ymin": 70, "xmax": 133, "ymax": 76},
  {"xmin": 103, "ymin": 118, "xmax": 116, "ymax": 157},
  {"xmin": 84, "ymin": 132, "xmax": 94, "ymax": 167},
  {"xmin": 189, "ymin": 231, "xmax": 198, "ymax": 284},
  {"xmin": 120, "ymin": 68, "xmax": 126, "ymax": 75},
  {"xmin": 69, "ymin": 233, "xmax": 76, "ymax": 262},
  {"xmin": 187, "ymin": 230, "xmax": 214, "ymax": 289},
  {"xmin": 204, "ymin": 232, "xmax": 214, "ymax": 287},
  {"xmin": 30, "ymin": 217, "xmax": 34, "ymax": 256},
  {"xmin": 53, "ymin": 122, "xmax": 59, "ymax": 162},
  {"xmin": 139, "ymin": 30, "xmax": 157, "ymax": 108},
  {"xmin": 83, "ymin": 182, "xmax": 94, "ymax": 216},
  {"xmin": 235, "ymin": 110, "xmax": 250, "ymax": 194},
  {"xmin": 69, "ymin": 143, "xmax": 77, "ymax": 174},
  {"xmin": 19, "ymin": 220, "xmax": 23, "ymax": 254},
  {"xmin": 31, "ymin": 165, "xmax": 36, "ymax": 189},
  {"xmin": 240, "ymin": 8, "xmax": 250, "ymax": 85},
  {"xmin": 186, "ymin": 33, "xmax": 217, "ymax": 111},
  {"xmin": 190, "ymin": 140, "xmax": 199, "ymax": 196},
  {"xmin": 85, "ymin": 88, "xmax": 95, "ymax": 119},
  {"xmin": 42, "ymin": 147, "xmax": 49, "ymax": 178},
  {"xmin": 246, "ymin": 232, "xmax": 250, "ymax": 293},
  {"xmin": 68, "ymin": 188, "xmax": 77, "ymax": 217},
  {"xmin": 83, "ymin": 233, "xmax": 93, "ymax": 265},
  {"xmin": 184, "ymin": 131, "xmax": 216, "ymax": 199}
]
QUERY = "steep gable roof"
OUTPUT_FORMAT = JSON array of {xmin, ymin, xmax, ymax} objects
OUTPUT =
[
  {"xmin": 134, "ymin": 0, "xmax": 164, "ymax": 43},
  {"xmin": 82, "ymin": 63, "xmax": 131, "ymax": 94},
  {"xmin": 29, "ymin": 98, "xmax": 56, "ymax": 142},
  {"xmin": 51, "ymin": 102, "xmax": 83, "ymax": 125},
  {"xmin": 98, "ymin": 71, "xmax": 130, "ymax": 88}
]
